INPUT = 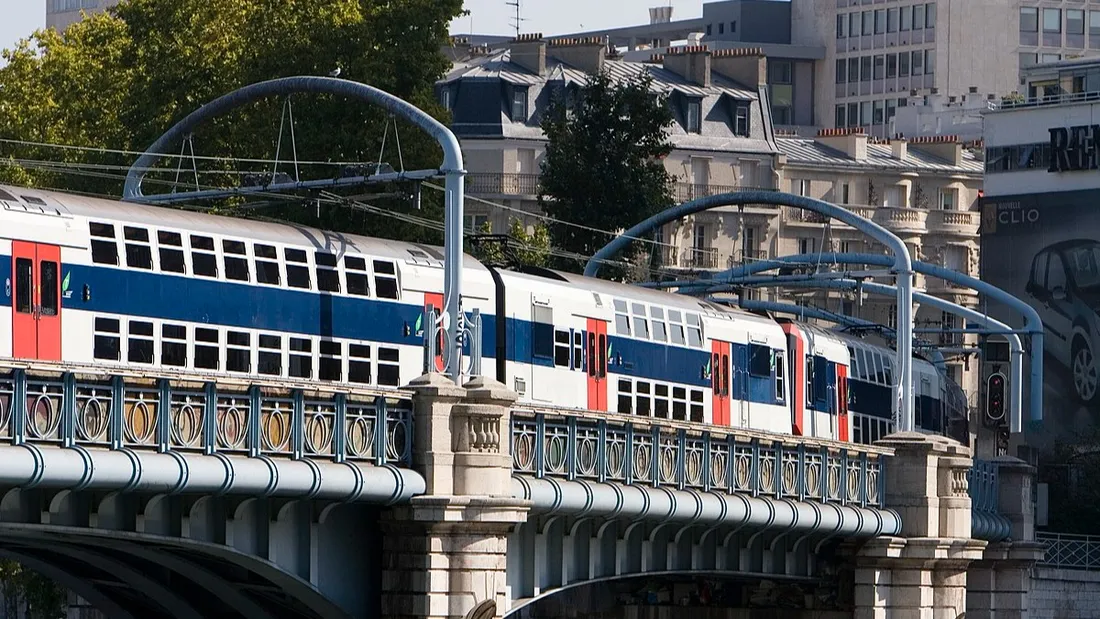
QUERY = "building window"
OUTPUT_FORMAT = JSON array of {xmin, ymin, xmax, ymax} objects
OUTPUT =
[
  {"xmin": 1021, "ymin": 7, "xmax": 1038, "ymax": 32},
  {"xmin": 883, "ymin": 185, "xmax": 902, "ymax": 207},
  {"xmin": 836, "ymin": 14, "xmax": 846, "ymax": 38},
  {"xmin": 1069, "ymin": 9, "xmax": 1085, "ymax": 36},
  {"xmin": 836, "ymin": 59, "xmax": 847, "ymax": 84},
  {"xmin": 886, "ymin": 53, "xmax": 897, "ymax": 78},
  {"xmin": 887, "ymin": 7, "xmax": 898, "ymax": 33},
  {"xmin": 440, "ymin": 88, "xmax": 451, "ymax": 111},
  {"xmin": 795, "ymin": 179, "xmax": 810, "ymax": 196},
  {"xmin": 733, "ymin": 104, "xmax": 749, "ymax": 136},
  {"xmin": 719, "ymin": 22, "xmax": 725, "ymax": 34},
  {"xmin": 1041, "ymin": 53, "xmax": 1062, "ymax": 64},
  {"xmin": 886, "ymin": 98, "xmax": 897, "ymax": 121},
  {"xmin": 707, "ymin": 24, "xmax": 712, "ymax": 36},
  {"xmin": 835, "ymin": 104, "xmax": 846, "ymax": 128},
  {"xmin": 1090, "ymin": 11, "xmax": 1100, "ymax": 35},
  {"xmin": 1043, "ymin": 8, "xmax": 1062, "ymax": 33},
  {"xmin": 511, "ymin": 87, "xmax": 528, "ymax": 122},
  {"xmin": 924, "ymin": 50, "xmax": 935, "ymax": 76},
  {"xmin": 913, "ymin": 4, "xmax": 925, "ymax": 30},
  {"xmin": 860, "ymin": 100, "xmax": 872, "ymax": 125},
  {"xmin": 799, "ymin": 237, "xmax": 817, "ymax": 255},
  {"xmin": 1020, "ymin": 52, "xmax": 1038, "ymax": 70},
  {"xmin": 911, "ymin": 50, "xmax": 924, "ymax": 76},
  {"xmin": 900, "ymin": 5, "xmax": 912, "ymax": 31},
  {"xmin": 685, "ymin": 98, "xmax": 702, "ymax": 133},
  {"xmin": 925, "ymin": 3, "xmax": 936, "ymax": 28},
  {"xmin": 860, "ymin": 56, "xmax": 872, "ymax": 82},
  {"xmin": 862, "ymin": 10, "xmax": 873, "ymax": 36},
  {"xmin": 873, "ymin": 55, "xmax": 885, "ymax": 80},
  {"xmin": 940, "ymin": 188, "xmax": 958, "ymax": 210},
  {"xmin": 730, "ymin": 21, "xmax": 736, "ymax": 32},
  {"xmin": 899, "ymin": 51, "xmax": 910, "ymax": 77},
  {"xmin": 464, "ymin": 213, "xmax": 489, "ymax": 232},
  {"xmin": 872, "ymin": 100, "xmax": 885, "ymax": 125},
  {"xmin": 740, "ymin": 160, "xmax": 758, "ymax": 188}
]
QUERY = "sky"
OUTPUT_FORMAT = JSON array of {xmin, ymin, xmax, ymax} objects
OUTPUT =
[{"xmin": 0, "ymin": 0, "xmax": 708, "ymax": 56}]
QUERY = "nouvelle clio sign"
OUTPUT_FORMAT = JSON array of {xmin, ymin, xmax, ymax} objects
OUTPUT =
[{"xmin": 1049, "ymin": 125, "xmax": 1100, "ymax": 172}]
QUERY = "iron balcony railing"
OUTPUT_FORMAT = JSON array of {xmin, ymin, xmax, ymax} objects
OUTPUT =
[
  {"xmin": 1037, "ymin": 532, "xmax": 1100, "ymax": 570},
  {"xmin": 671, "ymin": 183, "xmax": 780, "ymax": 204},
  {"xmin": 510, "ymin": 407, "xmax": 888, "ymax": 508},
  {"xmin": 680, "ymin": 247, "xmax": 720, "ymax": 270},
  {"xmin": 465, "ymin": 173, "xmax": 541, "ymax": 196}
]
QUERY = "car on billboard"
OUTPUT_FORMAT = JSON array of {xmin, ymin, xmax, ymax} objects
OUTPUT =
[{"xmin": 1025, "ymin": 239, "xmax": 1100, "ymax": 405}]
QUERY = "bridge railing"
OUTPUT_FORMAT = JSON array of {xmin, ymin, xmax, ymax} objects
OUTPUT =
[
  {"xmin": 1037, "ymin": 532, "xmax": 1100, "ymax": 570},
  {"xmin": 510, "ymin": 407, "xmax": 890, "ymax": 508},
  {"xmin": 0, "ymin": 362, "xmax": 413, "ymax": 466}
]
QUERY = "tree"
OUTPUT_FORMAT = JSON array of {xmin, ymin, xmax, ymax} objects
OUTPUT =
[
  {"xmin": 538, "ymin": 70, "xmax": 675, "ymax": 278},
  {"xmin": 0, "ymin": 0, "xmax": 464, "ymax": 244},
  {"xmin": 468, "ymin": 219, "xmax": 551, "ymax": 269},
  {"xmin": 0, "ymin": 561, "xmax": 67, "ymax": 619}
]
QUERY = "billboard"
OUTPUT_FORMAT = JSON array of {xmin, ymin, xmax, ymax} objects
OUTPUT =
[{"xmin": 982, "ymin": 188, "xmax": 1100, "ymax": 449}]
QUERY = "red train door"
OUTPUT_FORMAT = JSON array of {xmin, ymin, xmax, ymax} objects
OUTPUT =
[
  {"xmin": 423, "ymin": 292, "xmax": 446, "ymax": 372},
  {"xmin": 837, "ymin": 365, "xmax": 850, "ymax": 442},
  {"xmin": 11, "ymin": 241, "xmax": 61, "ymax": 361},
  {"xmin": 586, "ymin": 318, "xmax": 608, "ymax": 411},
  {"xmin": 711, "ymin": 340, "xmax": 730, "ymax": 425},
  {"xmin": 783, "ymin": 326, "xmax": 806, "ymax": 436}
]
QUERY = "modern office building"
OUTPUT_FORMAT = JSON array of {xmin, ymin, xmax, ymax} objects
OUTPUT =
[
  {"xmin": 46, "ymin": 0, "xmax": 118, "ymax": 30},
  {"xmin": 547, "ymin": 0, "xmax": 1100, "ymax": 136}
]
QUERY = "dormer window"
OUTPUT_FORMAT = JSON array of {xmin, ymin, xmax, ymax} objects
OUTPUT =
[
  {"xmin": 685, "ymin": 98, "xmax": 702, "ymax": 133},
  {"xmin": 511, "ymin": 87, "xmax": 528, "ymax": 122},
  {"xmin": 733, "ymin": 104, "xmax": 749, "ymax": 137},
  {"xmin": 440, "ymin": 87, "xmax": 452, "ymax": 111}
]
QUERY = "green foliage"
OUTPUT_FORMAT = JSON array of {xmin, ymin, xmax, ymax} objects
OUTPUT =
[
  {"xmin": 0, "ymin": 561, "xmax": 67, "ymax": 619},
  {"xmin": 538, "ymin": 70, "xmax": 675, "ymax": 278},
  {"xmin": 0, "ymin": 0, "xmax": 464, "ymax": 244},
  {"xmin": 468, "ymin": 219, "xmax": 551, "ymax": 268}
]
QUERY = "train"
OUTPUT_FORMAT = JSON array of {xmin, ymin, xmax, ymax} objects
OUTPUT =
[{"xmin": 0, "ymin": 184, "xmax": 969, "ymax": 446}]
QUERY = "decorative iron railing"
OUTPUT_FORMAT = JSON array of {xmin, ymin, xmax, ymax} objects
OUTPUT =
[
  {"xmin": 465, "ymin": 173, "xmax": 541, "ymax": 196},
  {"xmin": 0, "ymin": 363, "xmax": 413, "ymax": 465},
  {"xmin": 1037, "ymin": 533, "xmax": 1100, "ymax": 570},
  {"xmin": 510, "ymin": 408, "xmax": 889, "ymax": 508}
]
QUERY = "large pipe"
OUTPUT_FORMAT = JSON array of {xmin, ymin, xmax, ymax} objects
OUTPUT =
[{"xmin": 584, "ymin": 194, "xmax": 916, "ymax": 434}]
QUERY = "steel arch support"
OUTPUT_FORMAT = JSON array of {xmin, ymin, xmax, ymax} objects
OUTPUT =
[
  {"xmin": 123, "ymin": 76, "xmax": 468, "ymax": 384},
  {"xmin": 0, "ymin": 548, "xmax": 137, "ymax": 619},
  {"xmin": 583, "ymin": 192, "xmax": 916, "ymax": 432}
]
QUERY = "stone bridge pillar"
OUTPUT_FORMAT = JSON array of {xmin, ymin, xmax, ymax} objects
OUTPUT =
[
  {"xmin": 966, "ymin": 457, "xmax": 1046, "ymax": 619},
  {"xmin": 381, "ymin": 374, "xmax": 529, "ymax": 619},
  {"xmin": 853, "ymin": 433, "xmax": 987, "ymax": 619}
]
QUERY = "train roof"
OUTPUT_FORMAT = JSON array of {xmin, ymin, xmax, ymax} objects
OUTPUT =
[{"xmin": 0, "ymin": 185, "xmax": 486, "ymax": 269}]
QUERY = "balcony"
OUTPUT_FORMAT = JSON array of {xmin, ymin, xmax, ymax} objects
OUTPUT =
[
  {"xmin": 671, "ymin": 183, "xmax": 780, "ymax": 205},
  {"xmin": 927, "ymin": 209, "xmax": 980, "ymax": 237},
  {"xmin": 784, "ymin": 204, "xmax": 877, "ymax": 226},
  {"xmin": 465, "ymin": 173, "xmax": 540, "ymax": 197},
  {"xmin": 872, "ymin": 207, "xmax": 928, "ymax": 236},
  {"xmin": 727, "ymin": 249, "xmax": 769, "ymax": 269}
]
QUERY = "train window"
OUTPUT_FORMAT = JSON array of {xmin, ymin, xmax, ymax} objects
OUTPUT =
[
  {"xmin": 123, "ymin": 227, "xmax": 153, "ymax": 270},
  {"xmin": 635, "ymin": 381, "xmax": 652, "ymax": 416},
  {"xmin": 805, "ymin": 357, "xmax": 814, "ymax": 407},
  {"xmin": 883, "ymin": 355, "xmax": 894, "ymax": 385},
  {"xmin": 670, "ymin": 323, "xmax": 686, "ymax": 346},
  {"xmin": 572, "ymin": 332, "xmax": 583, "ymax": 371},
  {"xmin": 14, "ymin": 258, "xmax": 31, "ymax": 314},
  {"xmin": 554, "ymin": 330, "xmax": 571, "ymax": 367},
  {"xmin": 686, "ymin": 314, "xmax": 703, "ymax": 347},
  {"xmin": 255, "ymin": 244, "xmax": 281, "ymax": 285},
  {"xmin": 258, "ymin": 335, "xmax": 282, "ymax": 376},
  {"xmin": 226, "ymin": 331, "xmax": 251, "ymax": 373},
  {"xmin": 161, "ymin": 324, "xmax": 187, "ymax": 367},
  {"xmin": 93, "ymin": 317, "xmax": 121, "ymax": 361},
  {"xmin": 813, "ymin": 356, "xmax": 828, "ymax": 404},
  {"xmin": 631, "ymin": 304, "xmax": 650, "ymax": 339},
  {"xmin": 158, "ymin": 231, "xmax": 186, "ymax": 274},
  {"xmin": 194, "ymin": 328, "xmax": 220, "ymax": 370},
  {"xmin": 775, "ymin": 351, "xmax": 786, "ymax": 402},
  {"xmin": 617, "ymin": 379, "xmax": 633, "ymax": 414},
  {"xmin": 315, "ymin": 253, "xmax": 341, "ymax": 293},
  {"xmin": 345, "ymin": 256, "xmax": 370, "ymax": 296},
  {"xmin": 89, "ymin": 223, "xmax": 119, "ymax": 265},
  {"xmin": 672, "ymin": 387, "xmax": 687, "ymax": 420},
  {"xmin": 127, "ymin": 320, "xmax": 154, "ymax": 364},
  {"xmin": 320, "ymin": 340, "xmax": 343, "ymax": 381},
  {"xmin": 532, "ymin": 305, "xmax": 554, "ymax": 360},
  {"xmin": 377, "ymin": 347, "xmax": 401, "ymax": 386},
  {"xmin": 223, "ymin": 241, "xmax": 250, "ymax": 282},
  {"xmin": 348, "ymin": 344, "xmax": 372, "ymax": 384},
  {"xmin": 613, "ymin": 300, "xmax": 631, "ymax": 336},
  {"xmin": 40, "ymin": 260, "xmax": 57, "ymax": 317},
  {"xmin": 289, "ymin": 338, "xmax": 313, "ymax": 379},
  {"xmin": 373, "ymin": 260, "xmax": 400, "ymax": 299},
  {"xmin": 749, "ymin": 344, "xmax": 771, "ymax": 377},
  {"xmin": 654, "ymin": 384, "xmax": 670, "ymax": 419},
  {"xmin": 190, "ymin": 236, "xmax": 218, "ymax": 278},
  {"xmin": 690, "ymin": 389, "xmax": 704, "ymax": 422},
  {"xmin": 651, "ymin": 309, "xmax": 668, "ymax": 342},
  {"xmin": 285, "ymin": 249, "xmax": 311, "ymax": 290}
]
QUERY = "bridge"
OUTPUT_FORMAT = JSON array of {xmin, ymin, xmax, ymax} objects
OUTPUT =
[{"xmin": 0, "ymin": 359, "xmax": 1045, "ymax": 619}]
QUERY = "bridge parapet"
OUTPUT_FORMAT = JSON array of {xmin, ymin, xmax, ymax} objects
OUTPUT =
[{"xmin": 0, "ymin": 361, "xmax": 422, "ymax": 503}]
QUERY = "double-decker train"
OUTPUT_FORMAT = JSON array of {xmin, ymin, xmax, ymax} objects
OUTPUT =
[{"xmin": 0, "ymin": 185, "xmax": 968, "ymax": 445}]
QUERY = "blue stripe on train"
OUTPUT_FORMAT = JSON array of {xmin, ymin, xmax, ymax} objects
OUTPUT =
[{"xmin": 0, "ymin": 256, "xmax": 783, "ymax": 401}]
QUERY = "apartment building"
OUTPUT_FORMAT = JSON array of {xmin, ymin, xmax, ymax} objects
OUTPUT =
[{"xmin": 46, "ymin": 0, "xmax": 117, "ymax": 30}]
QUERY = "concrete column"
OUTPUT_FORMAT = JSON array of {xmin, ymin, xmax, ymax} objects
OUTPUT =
[
  {"xmin": 381, "ymin": 374, "xmax": 530, "ymax": 619},
  {"xmin": 966, "ymin": 457, "xmax": 1046, "ymax": 619},
  {"xmin": 852, "ymin": 433, "xmax": 986, "ymax": 619}
]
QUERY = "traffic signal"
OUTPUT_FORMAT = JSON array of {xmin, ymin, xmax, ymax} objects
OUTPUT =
[{"xmin": 987, "ymin": 372, "xmax": 1006, "ymax": 421}]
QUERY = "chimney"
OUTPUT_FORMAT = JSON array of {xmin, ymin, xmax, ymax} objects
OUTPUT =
[
  {"xmin": 650, "ymin": 6, "xmax": 673, "ymax": 24},
  {"xmin": 910, "ymin": 135, "xmax": 963, "ymax": 166},
  {"xmin": 890, "ymin": 135, "xmax": 908, "ymax": 160},
  {"xmin": 547, "ymin": 36, "xmax": 608, "ymax": 74},
  {"xmin": 510, "ymin": 33, "xmax": 546, "ymax": 75},
  {"xmin": 711, "ymin": 47, "xmax": 767, "ymax": 88},
  {"xmin": 663, "ymin": 45, "xmax": 712, "ymax": 88},
  {"xmin": 816, "ymin": 127, "xmax": 868, "ymax": 161}
]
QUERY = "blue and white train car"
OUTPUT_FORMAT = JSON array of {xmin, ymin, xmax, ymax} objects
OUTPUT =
[{"xmin": 779, "ymin": 320, "xmax": 851, "ymax": 441}]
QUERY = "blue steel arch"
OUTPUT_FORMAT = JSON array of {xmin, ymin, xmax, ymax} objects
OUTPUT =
[
  {"xmin": 660, "ymin": 252, "xmax": 1043, "ymax": 428},
  {"xmin": 123, "ymin": 75, "xmax": 470, "ymax": 384},
  {"xmin": 584, "ymin": 190, "xmax": 917, "ymax": 432}
]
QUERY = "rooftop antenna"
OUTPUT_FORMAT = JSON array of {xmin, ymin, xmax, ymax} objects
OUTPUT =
[{"xmin": 506, "ymin": 0, "xmax": 525, "ymax": 38}]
